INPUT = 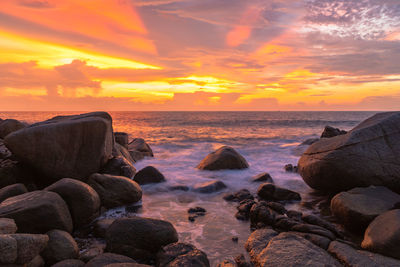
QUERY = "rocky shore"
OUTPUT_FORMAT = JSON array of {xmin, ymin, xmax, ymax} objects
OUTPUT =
[{"xmin": 0, "ymin": 111, "xmax": 399, "ymax": 266}]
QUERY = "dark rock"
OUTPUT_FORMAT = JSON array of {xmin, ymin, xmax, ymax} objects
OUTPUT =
[
  {"xmin": 187, "ymin": 207, "xmax": 206, "ymax": 222},
  {"xmin": 0, "ymin": 159, "xmax": 19, "ymax": 189},
  {"xmin": 9, "ymin": 234, "xmax": 48, "ymax": 264},
  {"xmin": 188, "ymin": 207, "xmax": 206, "ymax": 213},
  {"xmin": 52, "ymin": 259, "xmax": 85, "ymax": 267},
  {"xmin": 235, "ymin": 199, "xmax": 256, "ymax": 221},
  {"xmin": 193, "ymin": 180, "xmax": 227, "ymax": 193},
  {"xmin": 156, "ymin": 242, "xmax": 210, "ymax": 267},
  {"xmin": 249, "ymin": 201, "xmax": 276, "ymax": 228},
  {"xmin": 0, "ymin": 191, "xmax": 73, "ymax": 233},
  {"xmin": 0, "ymin": 218, "xmax": 17, "ymax": 234},
  {"xmin": 321, "ymin": 126, "xmax": 347, "ymax": 138},
  {"xmin": 85, "ymin": 253, "xmax": 136, "ymax": 267},
  {"xmin": 254, "ymin": 232, "xmax": 341, "ymax": 266},
  {"xmin": 4, "ymin": 112, "xmax": 113, "ymax": 182},
  {"xmin": 245, "ymin": 228, "xmax": 278, "ymax": 263},
  {"xmin": 257, "ymin": 183, "xmax": 301, "ymax": 202},
  {"xmin": 331, "ymin": 186, "xmax": 400, "ymax": 232},
  {"xmin": 197, "ymin": 146, "xmax": 248, "ymax": 170},
  {"xmin": 79, "ymin": 246, "xmax": 104, "ymax": 262},
  {"xmin": 106, "ymin": 217, "xmax": 178, "ymax": 261},
  {"xmin": 290, "ymin": 231, "xmax": 331, "ymax": 250},
  {"xmin": 300, "ymin": 138, "xmax": 320, "ymax": 145},
  {"xmin": 223, "ymin": 189, "xmax": 254, "ymax": 202},
  {"xmin": 361, "ymin": 209, "xmax": 400, "ymax": 259},
  {"xmin": 0, "ymin": 183, "xmax": 27, "ymax": 203},
  {"xmin": 0, "ymin": 234, "xmax": 17, "ymax": 264},
  {"xmin": 134, "ymin": 166, "xmax": 166, "ymax": 185},
  {"xmin": 168, "ymin": 185, "xmax": 189, "ymax": 191},
  {"xmin": 252, "ymin": 172, "xmax": 273, "ymax": 183},
  {"xmin": 28, "ymin": 255, "xmax": 45, "ymax": 267},
  {"xmin": 274, "ymin": 217, "xmax": 299, "ymax": 231},
  {"xmin": 104, "ymin": 264, "xmax": 151, "ymax": 267},
  {"xmin": 216, "ymin": 260, "xmax": 236, "ymax": 267},
  {"xmin": 113, "ymin": 143, "xmax": 135, "ymax": 164},
  {"xmin": 298, "ymin": 112, "xmax": 400, "ymax": 193},
  {"xmin": 234, "ymin": 254, "xmax": 252, "ymax": 267},
  {"xmin": 0, "ymin": 139, "xmax": 12, "ymax": 159},
  {"xmin": 101, "ymin": 156, "xmax": 136, "ymax": 179},
  {"xmin": 266, "ymin": 202, "xmax": 286, "ymax": 214},
  {"xmin": 286, "ymin": 210, "xmax": 302, "ymax": 221},
  {"xmin": 128, "ymin": 138, "xmax": 154, "ymax": 162},
  {"xmin": 41, "ymin": 229, "xmax": 79, "ymax": 265},
  {"xmin": 329, "ymin": 240, "xmax": 400, "ymax": 267},
  {"xmin": 115, "ymin": 132, "xmax": 129, "ymax": 148},
  {"xmin": 0, "ymin": 119, "xmax": 27, "ymax": 139},
  {"xmin": 284, "ymin": 164, "xmax": 298, "ymax": 173},
  {"xmin": 291, "ymin": 224, "xmax": 336, "ymax": 240},
  {"xmin": 87, "ymin": 173, "xmax": 142, "ymax": 209},
  {"xmin": 93, "ymin": 218, "xmax": 116, "ymax": 238},
  {"xmin": 232, "ymin": 236, "xmax": 239, "ymax": 243},
  {"xmin": 302, "ymin": 214, "xmax": 342, "ymax": 238},
  {"xmin": 45, "ymin": 178, "xmax": 100, "ymax": 228}
]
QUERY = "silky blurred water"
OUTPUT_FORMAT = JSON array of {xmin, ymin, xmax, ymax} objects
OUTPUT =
[{"xmin": 0, "ymin": 111, "xmax": 376, "ymax": 265}]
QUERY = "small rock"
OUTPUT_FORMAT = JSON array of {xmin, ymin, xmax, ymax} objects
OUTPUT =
[
  {"xmin": 79, "ymin": 246, "xmax": 104, "ymax": 262},
  {"xmin": 286, "ymin": 210, "xmax": 302, "ymax": 221},
  {"xmin": 188, "ymin": 207, "xmax": 206, "ymax": 213},
  {"xmin": 156, "ymin": 242, "xmax": 210, "ymax": 267},
  {"xmin": 232, "ymin": 236, "xmax": 239, "ymax": 243},
  {"xmin": 266, "ymin": 202, "xmax": 286, "ymax": 214},
  {"xmin": 249, "ymin": 201, "xmax": 276, "ymax": 228},
  {"xmin": 128, "ymin": 138, "xmax": 153, "ymax": 156},
  {"xmin": 257, "ymin": 183, "xmax": 301, "ymax": 202},
  {"xmin": 193, "ymin": 180, "xmax": 227, "ymax": 193},
  {"xmin": 41, "ymin": 229, "xmax": 79, "ymax": 265},
  {"xmin": 0, "ymin": 183, "xmax": 28, "ymax": 203},
  {"xmin": 197, "ymin": 146, "xmax": 248, "ymax": 170},
  {"xmin": 223, "ymin": 189, "xmax": 254, "ymax": 202},
  {"xmin": 85, "ymin": 253, "xmax": 136, "ymax": 267},
  {"xmin": 321, "ymin": 125, "xmax": 347, "ymax": 138},
  {"xmin": 300, "ymin": 138, "xmax": 320, "ymax": 145},
  {"xmin": 284, "ymin": 164, "xmax": 298, "ymax": 173},
  {"xmin": 235, "ymin": 199, "xmax": 256, "ymax": 221},
  {"xmin": 93, "ymin": 218, "xmax": 116, "ymax": 238},
  {"xmin": 291, "ymin": 224, "xmax": 336, "ymax": 240},
  {"xmin": 234, "ymin": 254, "xmax": 252, "ymax": 267},
  {"xmin": 134, "ymin": 166, "xmax": 166, "ymax": 185},
  {"xmin": 0, "ymin": 218, "xmax": 17, "ymax": 234},
  {"xmin": 252, "ymin": 172, "xmax": 274, "ymax": 183},
  {"xmin": 168, "ymin": 185, "xmax": 189, "ymax": 191},
  {"xmin": 101, "ymin": 156, "xmax": 136, "ymax": 179}
]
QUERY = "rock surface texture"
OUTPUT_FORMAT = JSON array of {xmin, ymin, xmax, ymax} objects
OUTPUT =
[
  {"xmin": 298, "ymin": 112, "xmax": 400, "ymax": 192},
  {"xmin": 197, "ymin": 146, "xmax": 249, "ymax": 170}
]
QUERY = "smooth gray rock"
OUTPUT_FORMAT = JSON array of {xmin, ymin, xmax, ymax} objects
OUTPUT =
[
  {"xmin": 197, "ymin": 146, "xmax": 248, "ymax": 170},
  {"xmin": 156, "ymin": 242, "xmax": 210, "ymax": 267},
  {"xmin": 41, "ymin": 230, "xmax": 79, "ymax": 265},
  {"xmin": 329, "ymin": 241, "xmax": 400, "ymax": 267},
  {"xmin": 4, "ymin": 112, "xmax": 113, "ymax": 182},
  {"xmin": 45, "ymin": 178, "xmax": 100, "ymax": 227},
  {"xmin": 0, "ymin": 191, "xmax": 73, "ymax": 233},
  {"xmin": 331, "ymin": 186, "xmax": 400, "ymax": 231},
  {"xmin": 0, "ymin": 218, "xmax": 17, "ymax": 234},
  {"xmin": 298, "ymin": 112, "xmax": 400, "ymax": 192},
  {"xmin": 362, "ymin": 209, "xmax": 400, "ymax": 259},
  {"xmin": 106, "ymin": 217, "xmax": 178, "ymax": 261},
  {"xmin": 0, "ymin": 183, "xmax": 28, "ymax": 203},
  {"xmin": 193, "ymin": 180, "xmax": 227, "ymax": 193},
  {"xmin": 87, "ymin": 173, "xmax": 142, "ymax": 208}
]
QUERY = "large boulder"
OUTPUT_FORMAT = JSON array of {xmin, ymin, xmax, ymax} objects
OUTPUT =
[
  {"xmin": 329, "ymin": 241, "xmax": 400, "ymax": 267},
  {"xmin": 45, "ymin": 178, "xmax": 100, "ymax": 227},
  {"xmin": 298, "ymin": 112, "xmax": 400, "ymax": 193},
  {"xmin": 4, "ymin": 112, "xmax": 113, "ymax": 183},
  {"xmin": 0, "ymin": 119, "xmax": 27, "ymax": 139},
  {"xmin": 331, "ymin": 186, "xmax": 400, "ymax": 231},
  {"xmin": 361, "ymin": 209, "xmax": 400, "ymax": 259},
  {"xmin": 134, "ymin": 166, "xmax": 166, "ymax": 185},
  {"xmin": 0, "ymin": 191, "xmax": 73, "ymax": 233},
  {"xmin": 156, "ymin": 242, "xmax": 210, "ymax": 267},
  {"xmin": 197, "ymin": 146, "xmax": 248, "ymax": 170},
  {"xmin": 41, "ymin": 229, "xmax": 79, "ymax": 265},
  {"xmin": 253, "ymin": 232, "xmax": 341, "ymax": 266},
  {"xmin": 0, "ymin": 183, "xmax": 28, "ymax": 203},
  {"xmin": 106, "ymin": 217, "xmax": 178, "ymax": 261},
  {"xmin": 87, "ymin": 173, "xmax": 142, "ymax": 208}
]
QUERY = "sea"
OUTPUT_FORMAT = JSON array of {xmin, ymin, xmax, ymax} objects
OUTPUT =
[{"xmin": 0, "ymin": 111, "xmax": 377, "ymax": 265}]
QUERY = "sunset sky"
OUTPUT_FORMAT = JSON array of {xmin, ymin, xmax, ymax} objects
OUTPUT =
[{"xmin": 0, "ymin": 0, "xmax": 399, "ymax": 110}]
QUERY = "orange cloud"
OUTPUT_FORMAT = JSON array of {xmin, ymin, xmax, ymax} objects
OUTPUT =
[{"xmin": 226, "ymin": 7, "xmax": 261, "ymax": 47}]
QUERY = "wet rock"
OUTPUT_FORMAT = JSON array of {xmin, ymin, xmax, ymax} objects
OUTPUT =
[
  {"xmin": 321, "ymin": 126, "xmax": 347, "ymax": 138},
  {"xmin": 41, "ymin": 229, "xmax": 79, "ymax": 265},
  {"xmin": 0, "ymin": 191, "xmax": 73, "ymax": 233},
  {"xmin": 193, "ymin": 180, "xmax": 227, "ymax": 193},
  {"xmin": 235, "ymin": 199, "xmax": 256, "ymax": 221},
  {"xmin": 0, "ymin": 218, "xmax": 17, "ymax": 234},
  {"xmin": 0, "ymin": 119, "xmax": 27, "ymax": 139},
  {"xmin": 361, "ymin": 209, "xmax": 400, "ymax": 259},
  {"xmin": 85, "ymin": 253, "xmax": 136, "ymax": 267},
  {"xmin": 291, "ymin": 231, "xmax": 331, "ymax": 250},
  {"xmin": 245, "ymin": 228, "xmax": 278, "ymax": 263},
  {"xmin": 252, "ymin": 172, "xmax": 273, "ymax": 183},
  {"xmin": 187, "ymin": 207, "xmax": 206, "ymax": 222},
  {"xmin": 216, "ymin": 260, "xmax": 236, "ymax": 267},
  {"xmin": 286, "ymin": 210, "xmax": 302, "ymax": 221},
  {"xmin": 115, "ymin": 132, "xmax": 129, "ymax": 148},
  {"xmin": 45, "ymin": 178, "xmax": 100, "ymax": 228},
  {"xmin": 134, "ymin": 166, "xmax": 166, "ymax": 185},
  {"xmin": 232, "ymin": 236, "xmax": 239, "ymax": 243},
  {"xmin": 284, "ymin": 164, "xmax": 298, "ymax": 173},
  {"xmin": 274, "ymin": 217, "xmax": 299, "ymax": 231},
  {"xmin": 156, "ymin": 242, "xmax": 210, "ymax": 267},
  {"xmin": 52, "ymin": 259, "xmax": 85, "ymax": 267},
  {"xmin": 291, "ymin": 223, "xmax": 336, "ymax": 240},
  {"xmin": 257, "ymin": 183, "xmax": 301, "ymax": 202},
  {"xmin": 101, "ymin": 156, "xmax": 136, "ymax": 179},
  {"xmin": 298, "ymin": 112, "xmax": 400, "ymax": 193},
  {"xmin": 197, "ymin": 146, "xmax": 248, "ymax": 170},
  {"xmin": 234, "ymin": 254, "xmax": 252, "ymax": 267},
  {"xmin": 0, "ymin": 183, "xmax": 27, "ymax": 203},
  {"xmin": 79, "ymin": 245, "xmax": 104, "ymax": 262},
  {"xmin": 9, "ymin": 234, "xmax": 48, "ymax": 264},
  {"xmin": 87, "ymin": 173, "xmax": 142, "ymax": 208},
  {"xmin": 188, "ymin": 207, "xmax": 206, "ymax": 213},
  {"xmin": 249, "ymin": 201, "xmax": 276, "ymax": 228},
  {"xmin": 302, "ymin": 214, "xmax": 342, "ymax": 238},
  {"xmin": 128, "ymin": 138, "xmax": 154, "ymax": 162},
  {"xmin": 223, "ymin": 189, "xmax": 254, "ymax": 202},
  {"xmin": 168, "ymin": 185, "xmax": 189, "ymax": 191},
  {"xmin": 331, "ymin": 186, "xmax": 400, "ymax": 232},
  {"xmin": 255, "ymin": 232, "xmax": 341, "ymax": 266},
  {"xmin": 329, "ymin": 240, "xmax": 400, "ymax": 267},
  {"xmin": 93, "ymin": 218, "xmax": 116, "ymax": 238},
  {"xmin": 106, "ymin": 217, "xmax": 178, "ymax": 261},
  {"xmin": 266, "ymin": 202, "xmax": 286, "ymax": 214},
  {"xmin": 4, "ymin": 112, "xmax": 113, "ymax": 182}
]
